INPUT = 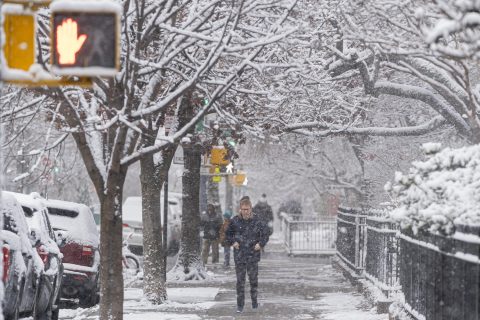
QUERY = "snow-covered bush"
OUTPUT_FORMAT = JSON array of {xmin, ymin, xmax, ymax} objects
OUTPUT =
[{"xmin": 386, "ymin": 143, "xmax": 480, "ymax": 235}]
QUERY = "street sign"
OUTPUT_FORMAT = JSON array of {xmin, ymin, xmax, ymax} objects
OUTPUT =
[
  {"xmin": 50, "ymin": 0, "xmax": 121, "ymax": 77},
  {"xmin": 3, "ymin": 9, "xmax": 35, "ymax": 71},
  {"xmin": 200, "ymin": 165, "xmax": 210, "ymax": 175}
]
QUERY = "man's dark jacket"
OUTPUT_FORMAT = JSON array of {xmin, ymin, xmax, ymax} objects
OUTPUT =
[
  {"xmin": 225, "ymin": 215, "xmax": 269, "ymax": 264},
  {"xmin": 253, "ymin": 202, "xmax": 274, "ymax": 234},
  {"xmin": 201, "ymin": 213, "xmax": 223, "ymax": 240}
]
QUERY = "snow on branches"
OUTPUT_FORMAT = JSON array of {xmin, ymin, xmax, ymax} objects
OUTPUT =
[
  {"xmin": 422, "ymin": 0, "xmax": 480, "ymax": 60},
  {"xmin": 386, "ymin": 143, "xmax": 480, "ymax": 235}
]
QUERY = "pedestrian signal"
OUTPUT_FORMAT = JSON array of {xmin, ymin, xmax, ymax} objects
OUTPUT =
[{"xmin": 50, "ymin": 0, "xmax": 121, "ymax": 77}]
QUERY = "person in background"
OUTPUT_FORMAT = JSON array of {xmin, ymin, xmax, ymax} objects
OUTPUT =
[
  {"xmin": 219, "ymin": 209, "xmax": 233, "ymax": 267},
  {"xmin": 201, "ymin": 203, "xmax": 223, "ymax": 266},
  {"xmin": 253, "ymin": 193, "xmax": 274, "ymax": 236},
  {"xmin": 226, "ymin": 196, "xmax": 269, "ymax": 313}
]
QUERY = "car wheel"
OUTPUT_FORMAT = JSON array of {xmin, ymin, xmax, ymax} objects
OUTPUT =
[
  {"xmin": 79, "ymin": 295, "xmax": 98, "ymax": 308},
  {"xmin": 79, "ymin": 290, "xmax": 100, "ymax": 308}
]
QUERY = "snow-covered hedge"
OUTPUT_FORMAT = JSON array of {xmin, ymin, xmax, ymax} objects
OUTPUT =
[{"xmin": 385, "ymin": 143, "xmax": 480, "ymax": 235}]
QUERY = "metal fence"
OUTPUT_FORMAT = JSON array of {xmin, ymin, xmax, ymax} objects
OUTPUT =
[
  {"xmin": 334, "ymin": 205, "xmax": 480, "ymax": 319},
  {"xmin": 399, "ymin": 226, "xmax": 480, "ymax": 320},
  {"xmin": 280, "ymin": 213, "xmax": 336, "ymax": 255},
  {"xmin": 336, "ymin": 207, "xmax": 367, "ymax": 273},
  {"xmin": 365, "ymin": 217, "xmax": 400, "ymax": 298}
]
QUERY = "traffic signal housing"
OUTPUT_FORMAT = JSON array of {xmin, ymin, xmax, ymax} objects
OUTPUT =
[
  {"xmin": 2, "ymin": 9, "xmax": 35, "ymax": 71},
  {"xmin": 50, "ymin": 0, "xmax": 121, "ymax": 77}
]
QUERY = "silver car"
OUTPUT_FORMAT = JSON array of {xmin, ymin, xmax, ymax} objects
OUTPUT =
[{"xmin": 122, "ymin": 194, "xmax": 181, "ymax": 256}]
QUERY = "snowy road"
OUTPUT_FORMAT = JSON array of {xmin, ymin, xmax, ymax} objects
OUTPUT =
[{"xmin": 53, "ymin": 239, "xmax": 387, "ymax": 320}]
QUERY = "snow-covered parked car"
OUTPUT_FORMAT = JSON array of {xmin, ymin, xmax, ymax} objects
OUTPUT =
[
  {"xmin": 10, "ymin": 192, "xmax": 64, "ymax": 320},
  {"xmin": 43, "ymin": 198, "xmax": 100, "ymax": 307},
  {"xmin": 0, "ymin": 192, "xmax": 43, "ymax": 320},
  {"xmin": 122, "ymin": 194, "xmax": 181, "ymax": 256}
]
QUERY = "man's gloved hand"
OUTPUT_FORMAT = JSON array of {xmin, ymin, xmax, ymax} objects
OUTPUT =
[
  {"xmin": 254, "ymin": 243, "xmax": 261, "ymax": 251},
  {"xmin": 233, "ymin": 242, "xmax": 240, "ymax": 249}
]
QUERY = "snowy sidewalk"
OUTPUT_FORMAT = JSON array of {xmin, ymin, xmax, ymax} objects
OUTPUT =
[{"xmin": 58, "ymin": 242, "xmax": 388, "ymax": 320}]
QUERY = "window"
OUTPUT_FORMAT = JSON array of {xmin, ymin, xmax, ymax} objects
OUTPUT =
[
  {"xmin": 3, "ymin": 212, "xmax": 18, "ymax": 233},
  {"xmin": 47, "ymin": 207, "xmax": 79, "ymax": 218},
  {"xmin": 21, "ymin": 206, "xmax": 34, "ymax": 217}
]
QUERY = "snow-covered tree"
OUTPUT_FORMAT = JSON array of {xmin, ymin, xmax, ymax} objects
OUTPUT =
[
  {"xmin": 387, "ymin": 143, "xmax": 480, "ymax": 235},
  {"xmin": 323, "ymin": 0, "xmax": 480, "ymax": 142},
  {"xmin": 0, "ymin": 0, "xmax": 298, "ymax": 317}
]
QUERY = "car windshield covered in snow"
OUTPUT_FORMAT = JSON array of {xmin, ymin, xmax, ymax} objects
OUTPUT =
[{"xmin": 44, "ymin": 199, "xmax": 99, "ymax": 247}]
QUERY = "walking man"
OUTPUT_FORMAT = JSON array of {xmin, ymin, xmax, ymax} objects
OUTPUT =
[
  {"xmin": 253, "ymin": 193, "xmax": 274, "ymax": 236},
  {"xmin": 201, "ymin": 203, "xmax": 223, "ymax": 266},
  {"xmin": 226, "ymin": 196, "xmax": 269, "ymax": 313}
]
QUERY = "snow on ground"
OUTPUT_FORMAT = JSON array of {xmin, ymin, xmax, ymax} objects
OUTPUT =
[
  {"xmin": 50, "ymin": 237, "xmax": 387, "ymax": 320},
  {"xmin": 57, "ymin": 287, "xmax": 218, "ymax": 319},
  {"xmin": 313, "ymin": 292, "xmax": 387, "ymax": 320}
]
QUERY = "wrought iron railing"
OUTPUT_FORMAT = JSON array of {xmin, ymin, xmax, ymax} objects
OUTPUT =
[
  {"xmin": 280, "ymin": 213, "xmax": 336, "ymax": 255},
  {"xmin": 365, "ymin": 217, "xmax": 400, "ymax": 298},
  {"xmin": 399, "ymin": 226, "xmax": 480, "ymax": 320},
  {"xmin": 336, "ymin": 207, "xmax": 367, "ymax": 273}
]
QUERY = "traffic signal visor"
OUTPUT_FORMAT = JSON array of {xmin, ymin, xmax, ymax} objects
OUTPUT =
[{"xmin": 50, "ymin": 0, "xmax": 122, "ymax": 77}]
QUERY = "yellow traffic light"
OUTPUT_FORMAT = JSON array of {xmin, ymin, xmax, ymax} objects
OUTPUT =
[
  {"xmin": 210, "ymin": 146, "xmax": 229, "ymax": 166},
  {"xmin": 3, "ymin": 12, "xmax": 35, "ymax": 71},
  {"xmin": 233, "ymin": 172, "xmax": 246, "ymax": 186}
]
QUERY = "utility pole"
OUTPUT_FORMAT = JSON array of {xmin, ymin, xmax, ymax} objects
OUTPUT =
[{"xmin": 225, "ymin": 177, "xmax": 233, "ymax": 213}]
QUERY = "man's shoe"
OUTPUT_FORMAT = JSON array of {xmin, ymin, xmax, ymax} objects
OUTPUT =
[
  {"xmin": 252, "ymin": 302, "xmax": 258, "ymax": 309},
  {"xmin": 236, "ymin": 307, "xmax": 244, "ymax": 313}
]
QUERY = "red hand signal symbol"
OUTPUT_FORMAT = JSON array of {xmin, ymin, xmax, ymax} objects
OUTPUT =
[{"xmin": 56, "ymin": 18, "xmax": 87, "ymax": 65}]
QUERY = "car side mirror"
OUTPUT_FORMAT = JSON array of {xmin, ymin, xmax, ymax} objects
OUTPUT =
[
  {"xmin": 54, "ymin": 230, "xmax": 68, "ymax": 247},
  {"xmin": 29, "ymin": 229, "xmax": 41, "ymax": 246}
]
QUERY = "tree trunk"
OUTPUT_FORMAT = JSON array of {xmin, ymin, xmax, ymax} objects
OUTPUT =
[
  {"xmin": 168, "ymin": 145, "xmax": 207, "ymax": 280},
  {"xmin": 140, "ymin": 144, "xmax": 176, "ymax": 303},
  {"xmin": 99, "ymin": 173, "xmax": 126, "ymax": 320}
]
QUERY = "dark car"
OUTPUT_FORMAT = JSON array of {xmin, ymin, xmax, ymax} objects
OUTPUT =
[
  {"xmin": 43, "ymin": 199, "xmax": 100, "ymax": 307},
  {"xmin": 12, "ymin": 192, "xmax": 64, "ymax": 320},
  {"xmin": 1, "ymin": 192, "xmax": 43, "ymax": 320}
]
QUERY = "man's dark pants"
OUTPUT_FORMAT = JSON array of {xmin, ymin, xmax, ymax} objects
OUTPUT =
[{"xmin": 235, "ymin": 261, "xmax": 259, "ymax": 308}]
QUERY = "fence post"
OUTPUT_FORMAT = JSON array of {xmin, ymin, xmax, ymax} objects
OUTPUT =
[{"xmin": 354, "ymin": 215, "xmax": 359, "ymax": 268}]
